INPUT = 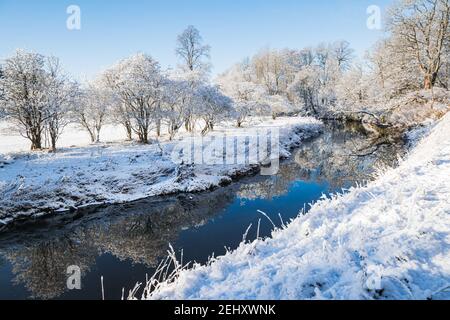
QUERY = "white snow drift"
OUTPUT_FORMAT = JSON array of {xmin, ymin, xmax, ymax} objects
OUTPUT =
[{"xmin": 139, "ymin": 113, "xmax": 450, "ymax": 300}]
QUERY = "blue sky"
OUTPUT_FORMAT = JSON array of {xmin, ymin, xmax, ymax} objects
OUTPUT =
[{"xmin": 0, "ymin": 0, "xmax": 394, "ymax": 80}]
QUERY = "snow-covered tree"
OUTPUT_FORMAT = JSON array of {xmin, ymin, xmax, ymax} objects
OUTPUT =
[
  {"xmin": 226, "ymin": 82, "xmax": 272, "ymax": 127},
  {"xmin": 0, "ymin": 51, "xmax": 48, "ymax": 150},
  {"xmin": 331, "ymin": 40, "xmax": 354, "ymax": 71},
  {"xmin": 366, "ymin": 40, "xmax": 421, "ymax": 101},
  {"xmin": 314, "ymin": 44, "xmax": 342, "ymax": 107},
  {"xmin": 103, "ymin": 53, "xmax": 165, "ymax": 144},
  {"xmin": 252, "ymin": 49, "xmax": 289, "ymax": 96},
  {"xmin": 335, "ymin": 63, "xmax": 370, "ymax": 110},
  {"xmin": 175, "ymin": 26, "xmax": 212, "ymax": 132},
  {"xmin": 217, "ymin": 63, "xmax": 271, "ymax": 126},
  {"xmin": 176, "ymin": 25, "xmax": 211, "ymax": 74},
  {"xmin": 42, "ymin": 58, "xmax": 79, "ymax": 151},
  {"xmin": 387, "ymin": 0, "xmax": 450, "ymax": 89},
  {"xmin": 265, "ymin": 94, "xmax": 297, "ymax": 119},
  {"xmin": 161, "ymin": 77, "xmax": 194, "ymax": 140},
  {"xmin": 196, "ymin": 85, "xmax": 233, "ymax": 135},
  {"xmin": 171, "ymin": 69, "xmax": 206, "ymax": 133},
  {"xmin": 0, "ymin": 50, "xmax": 76, "ymax": 151},
  {"xmin": 288, "ymin": 66, "xmax": 322, "ymax": 115},
  {"xmin": 74, "ymin": 80, "xmax": 113, "ymax": 143}
]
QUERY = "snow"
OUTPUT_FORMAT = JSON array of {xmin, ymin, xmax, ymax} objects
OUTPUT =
[
  {"xmin": 139, "ymin": 113, "xmax": 450, "ymax": 300},
  {"xmin": 0, "ymin": 117, "xmax": 322, "ymax": 226},
  {"xmin": 0, "ymin": 122, "xmax": 128, "ymax": 154}
]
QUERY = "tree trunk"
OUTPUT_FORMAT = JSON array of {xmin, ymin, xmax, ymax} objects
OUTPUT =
[
  {"xmin": 201, "ymin": 126, "xmax": 208, "ymax": 136},
  {"xmin": 50, "ymin": 135, "xmax": 57, "ymax": 152},
  {"xmin": 201, "ymin": 121, "xmax": 214, "ymax": 135},
  {"xmin": 124, "ymin": 122, "xmax": 132, "ymax": 141},
  {"xmin": 31, "ymin": 139, "xmax": 42, "ymax": 151},
  {"xmin": 185, "ymin": 118, "xmax": 192, "ymax": 132},
  {"xmin": 138, "ymin": 128, "xmax": 148, "ymax": 144},
  {"xmin": 169, "ymin": 122, "xmax": 177, "ymax": 141},
  {"xmin": 30, "ymin": 129, "xmax": 42, "ymax": 151},
  {"xmin": 87, "ymin": 129, "xmax": 96, "ymax": 143},
  {"xmin": 424, "ymin": 72, "xmax": 438, "ymax": 89},
  {"xmin": 156, "ymin": 119, "xmax": 161, "ymax": 137},
  {"xmin": 95, "ymin": 127, "xmax": 101, "ymax": 143},
  {"xmin": 143, "ymin": 132, "xmax": 148, "ymax": 144}
]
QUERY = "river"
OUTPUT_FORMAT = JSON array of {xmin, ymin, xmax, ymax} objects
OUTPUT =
[{"xmin": 0, "ymin": 121, "xmax": 406, "ymax": 300}]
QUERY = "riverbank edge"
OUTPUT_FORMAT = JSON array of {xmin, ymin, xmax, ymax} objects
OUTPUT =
[
  {"xmin": 0, "ymin": 117, "xmax": 323, "ymax": 229},
  {"xmin": 139, "ymin": 112, "xmax": 450, "ymax": 300}
]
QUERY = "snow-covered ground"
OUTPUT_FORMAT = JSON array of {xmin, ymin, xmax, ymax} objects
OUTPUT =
[
  {"xmin": 0, "ymin": 121, "xmax": 130, "ymax": 154},
  {"xmin": 138, "ymin": 113, "xmax": 450, "ymax": 300},
  {"xmin": 0, "ymin": 117, "xmax": 322, "ymax": 226}
]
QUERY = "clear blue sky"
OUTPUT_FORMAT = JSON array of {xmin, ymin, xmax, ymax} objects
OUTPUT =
[{"xmin": 0, "ymin": 0, "xmax": 394, "ymax": 80}]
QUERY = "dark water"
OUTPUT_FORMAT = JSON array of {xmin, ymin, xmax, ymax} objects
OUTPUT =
[{"xmin": 0, "ymin": 121, "xmax": 406, "ymax": 300}]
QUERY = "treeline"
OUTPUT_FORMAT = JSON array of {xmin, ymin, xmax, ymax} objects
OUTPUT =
[
  {"xmin": 218, "ymin": 0, "xmax": 450, "ymax": 120},
  {"xmin": 0, "ymin": 26, "xmax": 236, "ymax": 150},
  {"xmin": 217, "ymin": 41, "xmax": 354, "ymax": 119},
  {"xmin": 0, "ymin": 0, "xmax": 449, "ymax": 151}
]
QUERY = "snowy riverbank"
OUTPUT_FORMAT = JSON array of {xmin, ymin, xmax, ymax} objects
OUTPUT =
[
  {"xmin": 139, "ymin": 113, "xmax": 450, "ymax": 300},
  {"xmin": 0, "ymin": 117, "xmax": 322, "ymax": 226}
]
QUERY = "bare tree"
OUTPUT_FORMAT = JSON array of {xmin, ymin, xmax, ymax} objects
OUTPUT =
[
  {"xmin": 176, "ymin": 25, "xmax": 211, "ymax": 73},
  {"xmin": 388, "ymin": 0, "xmax": 450, "ymax": 89},
  {"xmin": 332, "ymin": 41, "xmax": 354, "ymax": 71},
  {"xmin": 252, "ymin": 49, "xmax": 288, "ymax": 96}
]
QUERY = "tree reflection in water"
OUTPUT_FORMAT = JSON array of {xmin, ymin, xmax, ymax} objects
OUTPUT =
[
  {"xmin": 0, "ymin": 190, "xmax": 236, "ymax": 299},
  {"xmin": 293, "ymin": 121, "xmax": 405, "ymax": 191},
  {"xmin": 238, "ymin": 121, "xmax": 405, "ymax": 200},
  {"xmin": 0, "ymin": 121, "xmax": 405, "ymax": 299}
]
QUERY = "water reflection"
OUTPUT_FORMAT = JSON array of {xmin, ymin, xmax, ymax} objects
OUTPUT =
[
  {"xmin": 295, "ymin": 121, "xmax": 404, "ymax": 190},
  {"xmin": 3, "ymin": 239, "xmax": 96, "ymax": 299},
  {"xmin": 0, "ymin": 191, "xmax": 237, "ymax": 299},
  {"xmin": 239, "ymin": 121, "xmax": 404, "ymax": 200},
  {"xmin": 0, "ymin": 121, "xmax": 405, "ymax": 300}
]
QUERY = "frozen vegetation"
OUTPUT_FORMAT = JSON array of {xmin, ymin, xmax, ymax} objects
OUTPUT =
[
  {"xmin": 0, "ymin": 117, "xmax": 322, "ymax": 226},
  {"xmin": 135, "ymin": 113, "xmax": 450, "ymax": 300},
  {"xmin": 0, "ymin": 0, "xmax": 448, "ymax": 300}
]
